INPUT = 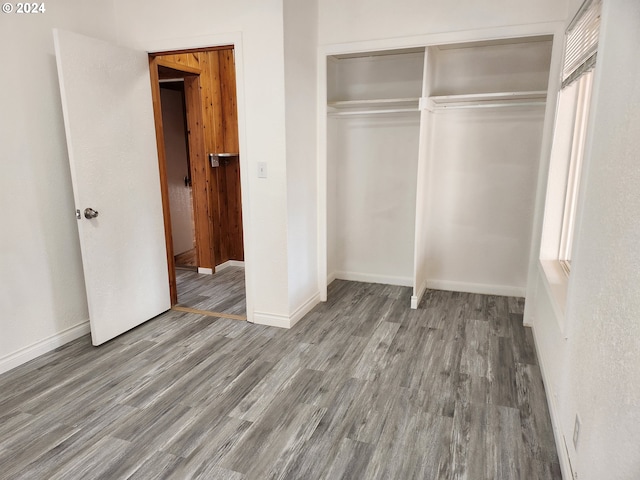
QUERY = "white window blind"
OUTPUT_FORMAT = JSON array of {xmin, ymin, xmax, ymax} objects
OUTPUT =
[{"xmin": 563, "ymin": 0, "xmax": 602, "ymax": 84}]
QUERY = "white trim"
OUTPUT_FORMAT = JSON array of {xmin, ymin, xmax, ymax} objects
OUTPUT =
[
  {"xmin": 253, "ymin": 311, "xmax": 292, "ymax": 329},
  {"xmin": 327, "ymin": 271, "xmax": 337, "ymax": 285},
  {"xmin": 197, "ymin": 267, "xmax": 213, "ymax": 275},
  {"xmin": 410, "ymin": 296, "xmax": 420, "ymax": 309},
  {"xmin": 538, "ymin": 260, "xmax": 569, "ymax": 338},
  {"xmin": 317, "ymin": 46, "xmax": 328, "ymax": 303},
  {"xmin": 530, "ymin": 323, "xmax": 574, "ymax": 480},
  {"xmin": 290, "ymin": 292, "xmax": 321, "ymax": 327},
  {"xmin": 410, "ymin": 279, "xmax": 428, "ymax": 309},
  {"xmin": 215, "ymin": 260, "xmax": 245, "ymax": 272},
  {"xmin": 130, "ymin": 32, "xmax": 254, "ymax": 325},
  {"xmin": 426, "ymin": 279, "xmax": 526, "ymax": 298},
  {"xmin": 253, "ymin": 292, "xmax": 321, "ymax": 330},
  {"xmin": 0, "ymin": 321, "xmax": 90, "ymax": 375},
  {"xmin": 334, "ymin": 271, "xmax": 413, "ymax": 287}
]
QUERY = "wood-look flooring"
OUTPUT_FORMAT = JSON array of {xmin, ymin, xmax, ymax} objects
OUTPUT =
[
  {"xmin": 0, "ymin": 281, "xmax": 560, "ymax": 479},
  {"xmin": 176, "ymin": 266, "xmax": 246, "ymax": 317}
]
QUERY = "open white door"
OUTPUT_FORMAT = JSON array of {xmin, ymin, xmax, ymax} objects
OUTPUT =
[{"xmin": 54, "ymin": 29, "xmax": 170, "ymax": 345}]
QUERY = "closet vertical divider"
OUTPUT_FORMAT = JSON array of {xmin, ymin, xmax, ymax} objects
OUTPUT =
[{"xmin": 411, "ymin": 46, "xmax": 436, "ymax": 309}]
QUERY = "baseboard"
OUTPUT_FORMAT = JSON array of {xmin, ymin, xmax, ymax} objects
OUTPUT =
[
  {"xmin": 215, "ymin": 260, "xmax": 245, "ymax": 272},
  {"xmin": 426, "ymin": 279, "xmax": 526, "ymax": 298},
  {"xmin": 327, "ymin": 271, "xmax": 337, "ymax": 285},
  {"xmin": 253, "ymin": 311, "xmax": 293, "ymax": 329},
  {"xmin": 530, "ymin": 323, "xmax": 574, "ymax": 480},
  {"xmin": 410, "ymin": 279, "xmax": 428, "ymax": 309},
  {"xmin": 0, "ymin": 321, "xmax": 91, "ymax": 375},
  {"xmin": 290, "ymin": 292, "xmax": 321, "ymax": 327},
  {"xmin": 252, "ymin": 292, "xmax": 321, "ymax": 330},
  {"xmin": 334, "ymin": 271, "xmax": 413, "ymax": 287},
  {"xmin": 198, "ymin": 267, "xmax": 213, "ymax": 275}
]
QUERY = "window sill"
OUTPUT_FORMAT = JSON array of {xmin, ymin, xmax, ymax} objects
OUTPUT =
[{"xmin": 539, "ymin": 259, "xmax": 569, "ymax": 338}]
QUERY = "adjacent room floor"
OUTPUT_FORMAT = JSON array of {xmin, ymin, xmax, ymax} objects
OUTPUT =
[
  {"xmin": 176, "ymin": 266, "xmax": 246, "ymax": 317},
  {"xmin": 0, "ymin": 280, "xmax": 560, "ymax": 479}
]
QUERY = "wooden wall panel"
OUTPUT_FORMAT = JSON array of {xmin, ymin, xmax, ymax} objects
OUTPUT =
[
  {"xmin": 183, "ymin": 75, "xmax": 214, "ymax": 269},
  {"xmin": 151, "ymin": 47, "xmax": 243, "ymax": 271},
  {"xmin": 218, "ymin": 49, "xmax": 244, "ymax": 261},
  {"xmin": 197, "ymin": 51, "xmax": 225, "ymax": 266}
]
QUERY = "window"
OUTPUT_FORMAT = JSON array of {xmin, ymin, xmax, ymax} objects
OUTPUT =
[{"xmin": 547, "ymin": 0, "xmax": 601, "ymax": 276}]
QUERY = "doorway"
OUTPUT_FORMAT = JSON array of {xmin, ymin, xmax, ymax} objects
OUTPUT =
[{"xmin": 149, "ymin": 48, "xmax": 247, "ymax": 320}]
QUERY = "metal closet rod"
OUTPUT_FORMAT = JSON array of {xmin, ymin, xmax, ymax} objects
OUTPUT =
[
  {"xmin": 430, "ymin": 101, "xmax": 546, "ymax": 111},
  {"xmin": 328, "ymin": 108, "xmax": 419, "ymax": 116}
]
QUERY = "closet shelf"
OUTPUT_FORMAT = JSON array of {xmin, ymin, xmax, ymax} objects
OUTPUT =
[
  {"xmin": 327, "ymin": 97, "xmax": 420, "ymax": 116},
  {"xmin": 427, "ymin": 90, "xmax": 547, "ymax": 110}
]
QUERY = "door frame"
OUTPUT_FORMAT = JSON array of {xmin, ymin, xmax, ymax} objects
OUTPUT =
[
  {"xmin": 142, "ymin": 33, "xmax": 254, "ymax": 322},
  {"xmin": 149, "ymin": 58, "xmax": 210, "ymax": 305}
]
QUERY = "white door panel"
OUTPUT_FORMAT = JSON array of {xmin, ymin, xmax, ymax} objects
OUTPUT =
[{"xmin": 54, "ymin": 29, "xmax": 170, "ymax": 345}]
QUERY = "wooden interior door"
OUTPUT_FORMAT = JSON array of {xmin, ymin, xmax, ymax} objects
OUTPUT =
[{"xmin": 54, "ymin": 29, "xmax": 171, "ymax": 345}]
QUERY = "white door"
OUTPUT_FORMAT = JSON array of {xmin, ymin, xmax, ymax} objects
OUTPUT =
[{"xmin": 54, "ymin": 29, "xmax": 170, "ymax": 345}]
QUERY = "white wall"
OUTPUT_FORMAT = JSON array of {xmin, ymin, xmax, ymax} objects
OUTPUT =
[
  {"xmin": 527, "ymin": 1, "xmax": 640, "ymax": 478},
  {"xmin": 0, "ymin": 1, "xmax": 119, "ymax": 373},
  {"xmin": 114, "ymin": 0, "xmax": 292, "ymax": 324},
  {"xmin": 160, "ymin": 87, "xmax": 195, "ymax": 256},
  {"xmin": 283, "ymin": 0, "xmax": 321, "ymax": 320},
  {"xmin": 318, "ymin": 0, "xmax": 568, "ymax": 45},
  {"xmin": 426, "ymin": 107, "xmax": 545, "ymax": 296},
  {"xmin": 328, "ymin": 114, "xmax": 420, "ymax": 285}
]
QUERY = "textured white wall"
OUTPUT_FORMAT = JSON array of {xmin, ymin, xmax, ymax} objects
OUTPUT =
[
  {"xmin": 160, "ymin": 88, "xmax": 194, "ymax": 256},
  {"xmin": 560, "ymin": 0, "xmax": 640, "ymax": 477},
  {"xmin": 283, "ymin": 0, "xmax": 320, "ymax": 315},
  {"xmin": 0, "ymin": 0, "xmax": 119, "ymax": 372},
  {"xmin": 529, "ymin": 1, "xmax": 640, "ymax": 478}
]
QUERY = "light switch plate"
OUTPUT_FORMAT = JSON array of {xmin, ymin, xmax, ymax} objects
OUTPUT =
[{"xmin": 258, "ymin": 162, "xmax": 267, "ymax": 178}]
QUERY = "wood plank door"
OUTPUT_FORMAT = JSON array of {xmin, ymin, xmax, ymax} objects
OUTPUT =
[{"xmin": 54, "ymin": 29, "xmax": 170, "ymax": 345}]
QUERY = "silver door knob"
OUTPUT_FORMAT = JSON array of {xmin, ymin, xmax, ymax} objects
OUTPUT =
[{"xmin": 84, "ymin": 208, "xmax": 99, "ymax": 219}]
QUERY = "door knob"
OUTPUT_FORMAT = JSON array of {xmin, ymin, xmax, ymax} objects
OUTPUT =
[{"xmin": 84, "ymin": 208, "xmax": 99, "ymax": 219}]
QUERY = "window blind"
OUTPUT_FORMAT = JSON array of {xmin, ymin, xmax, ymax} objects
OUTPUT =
[{"xmin": 562, "ymin": 0, "xmax": 602, "ymax": 85}]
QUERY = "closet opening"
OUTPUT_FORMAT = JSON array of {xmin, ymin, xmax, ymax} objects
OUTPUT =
[{"xmin": 322, "ymin": 34, "xmax": 554, "ymax": 310}]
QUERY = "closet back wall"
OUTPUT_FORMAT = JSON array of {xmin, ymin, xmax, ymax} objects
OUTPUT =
[
  {"xmin": 425, "ymin": 107, "xmax": 545, "ymax": 295},
  {"xmin": 328, "ymin": 115, "xmax": 419, "ymax": 285}
]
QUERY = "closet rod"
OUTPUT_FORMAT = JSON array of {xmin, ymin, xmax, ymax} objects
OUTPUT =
[
  {"xmin": 431, "ymin": 101, "xmax": 545, "ymax": 111},
  {"xmin": 328, "ymin": 108, "xmax": 419, "ymax": 116}
]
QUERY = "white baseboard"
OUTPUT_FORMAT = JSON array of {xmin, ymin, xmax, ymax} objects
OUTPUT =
[
  {"xmin": 327, "ymin": 271, "xmax": 337, "ymax": 285},
  {"xmin": 215, "ymin": 260, "xmax": 245, "ymax": 272},
  {"xmin": 0, "ymin": 321, "xmax": 91, "ymax": 375},
  {"xmin": 426, "ymin": 279, "xmax": 526, "ymax": 298},
  {"xmin": 530, "ymin": 323, "xmax": 574, "ymax": 480},
  {"xmin": 198, "ymin": 267, "xmax": 213, "ymax": 275},
  {"xmin": 289, "ymin": 292, "xmax": 321, "ymax": 327},
  {"xmin": 253, "ymin": 311, "xmax": 293, "ymax": 329},
  {"xmin": 410, "ymin": 280, "xmax": 428, "ymax": 309},
  {"xmin": 334, "ymin": 271, "xmax": 413, "ymax": 287},
  {"xmin": 253, "ymin": 292, "xmax": 321, "ymax": 330}
]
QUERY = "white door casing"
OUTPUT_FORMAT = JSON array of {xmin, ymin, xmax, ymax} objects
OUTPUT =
[{"xmin": 54, "ymin": 29, "xmax": 170, "ymax": 345}]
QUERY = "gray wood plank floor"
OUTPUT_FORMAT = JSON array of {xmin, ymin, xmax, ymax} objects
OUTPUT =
[
  {"xmin": 0, "ymin": 280, "xmax": 561, "ymax": 479},
  {"xmin": 176, "ymin": 267, "xmax": 246, "ymax": 316}
]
